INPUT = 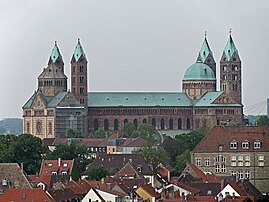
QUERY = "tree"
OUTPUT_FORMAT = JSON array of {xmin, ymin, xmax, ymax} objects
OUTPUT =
[
  {"xmin": 92, "ymin": 129, "xmax": 110, "ymax": 138},
  {"xmin": 87, "ymin": 165, "xmax": 109, "ymax": 181},
  {"xmin": 122, "ymin": 122, "xmax": 136, "ymax": 137},
  {"xmin": 135, "ymin": 146, "xmax": 169, "ymax": 168},
  {"xmin": 11, "ymin": 134, "xmax": 46, "ymax": 174},
  {"xmin": 175, "ymin": 149, "xmax": 191, "ymax": 174},
  {"xmin": 137, "ymin": 124, "xmax": 160, "ymax": 144},
  {"xmin": 67, "ymin": 129, "xmax": 82, "ymax": 138},
  {"xmin": 257, "ymin": 115, "xmax": 269, "ymax": 126}
]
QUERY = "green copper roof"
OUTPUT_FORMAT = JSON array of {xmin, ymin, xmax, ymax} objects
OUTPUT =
[
  {"xmin": 50, "ymin": 42, "xmax": 63, "ymax": 63},
  {"xmin": 73, "ymin": 39, "xmax": 87, "ymax": 62},
  {"xmin": 196, "ymin": 38, "xmax": 214, "ymax": 63},
  {"xmin": 223, "ymin": 35, "xmax": 239, "ymax": 61},
  {"xmin": 194, "ymin": 91, "xmax": 241, "ymax": 107},
  {"xmin": 88, "ymin": 92, "xmax": 192, "ymax": 107},
  {"xmin": 47, "ymin": 92, "xmax": 68, "ymax": 107},
  {"xmin": 183, "ymin": 62, "xmax": 216, "ymax": 81}
]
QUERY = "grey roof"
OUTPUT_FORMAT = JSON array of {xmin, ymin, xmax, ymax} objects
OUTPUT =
[{"xmin": 0, "ymin": 163, "xmax": 32, "ymax": 189}]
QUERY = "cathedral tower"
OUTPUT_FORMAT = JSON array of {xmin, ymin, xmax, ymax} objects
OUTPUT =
[
  {"xmin": 220, "ymin": 32, "xmax": 242, "ymax": 104},
  {"xmin": 196, "ymin": 33, "xmax": 216, "ymax": 77},
  {"xmin": 38, "ymin": 41, "xmax": 67, "ymax": 97},
  {"xmin": 71, "ymin": 39, "xmax": 88, "ymax": 108}
]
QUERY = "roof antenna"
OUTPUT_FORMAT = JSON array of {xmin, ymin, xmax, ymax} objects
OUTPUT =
[
  {"xmin": 55, "ymin": 41, "xmax": 57, "ymax": 45},
  {"xmin": 229, "ymin": 28, "xmax": 232, "ymax": 36},
  {"xmin": 204, "ymin": 31, "xmax": 207, "ymax": 38},
  {"xmin": 78, "ymin": 38, "xmax": 80, "ymax": 42}
]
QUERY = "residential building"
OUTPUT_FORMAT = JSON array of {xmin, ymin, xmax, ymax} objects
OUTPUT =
[{"xmin": 191, "ymin": 125, "xmax": 269, "ymax": 193}]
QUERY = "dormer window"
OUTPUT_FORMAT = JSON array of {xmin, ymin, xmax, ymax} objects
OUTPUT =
[
  {"xmin": 242, "ymin": 141, "xmax": 249, "ymax": 149},
  {"xmin": 52, "ymin": 171, "xmax": 57, "ymax": 175},
  {"xmin": 218, "ymin": 145, "xmax": 223, "ymax": 151},
  {"xmin": 62, "ymin": 171, "xmax": 67, "ymax": 175},
  {"xmin": 230, "ymin": 141, "xmax": 237, "ymax": 149},
  {"xmin": 254, "ymin": 141, "xmax": 261, "ymax": 149},
  {"xmin": 63, "ymin": 163, "xmax": 68, "ymax": 167},
  {"xmin": 137, "ymin": 165, "xmax": 143, "ymax": 172}
]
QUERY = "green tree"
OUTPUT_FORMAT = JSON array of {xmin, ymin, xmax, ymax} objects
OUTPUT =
[
  {"xmin": 92, "ymin": 129, "xmax": 110, "ymax": 138},
  {"xmin": 11, "ymin": 134, "xmax": 46, "ymax": 174},
  {"xmin": 257, "ymin": 115, "xmax": 269, "ymax": 126},
  {"xmin": 67, "ymin": 129, "xmax": 82, "ymax": 138},
  {"xmin": 122, "ymin": 122, "xmax": 136, "ymax": 137},
  {"xmin": 87, "ymin": 165, "xmax": 109, "ymax": 181},
  {"xmin": 175, "ymin": 149, "xmax": 191, "ymax": 174},
  {"xmin": 0, "ymin": 134, "xmax": 17, "ymax": 162},
  {"xmin": 137, "ymin": 124, "xmax": 160, "ymax": 144},
  {"xmin": 135, "ymin": 146, "xmax": 169, "ymax": 168}
]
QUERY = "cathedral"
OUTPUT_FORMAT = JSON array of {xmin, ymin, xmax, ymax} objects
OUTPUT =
[{"xmin": 23, "ymin": 33, "xmax": 244, "ymax": 139}]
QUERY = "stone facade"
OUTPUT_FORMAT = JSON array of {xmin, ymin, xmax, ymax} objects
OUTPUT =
[
  {"xmin": 191, "ymin": 126, "xmax": 269, "ymax": 193},
  {"xmin": 23, "ymin": 34, "xmax": 244, "ymax": 138}
]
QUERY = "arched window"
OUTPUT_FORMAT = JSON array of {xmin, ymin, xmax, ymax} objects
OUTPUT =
[
  {"xmin": 186, "ymin": 118, "xmax": 191, "ymax": 129},
  {"xmin": 169, "ymin": 118, "xmax": 173, "ymax": 129},
  {"xmin": 94, "ymin": 119, "xmax": 99, "ymax": 131},
  {"xmin": 48, "ymin": 122, "xmax": 52, "ymax": 134},
  {"xmin": 178, "ymin": 118, "xmax": 182, "ymax": 129},
  {"xmin": 104, "ymin": 119, "xmax": 109, "ymax": 131},
  {"xmin": 124, "ymin": 119, "xmax": 128, "ymax": 125},
  {"xmin": 133, "ymin": 119, "xmax": 138, "ymax": 129},
  {"xmin": 152, "ymin": 118, "xmax": 156, "ymax": 128},
  {"xmin": 114, "ymin": 119, "xmax": 119, "ymax": 131},
  {"xmin": 143, "ymin": 119, "xmax": 147, "ymax": 124},
  {"xmin": 161, "ymin": 118, "xmax": 165, "ymax": 130}
]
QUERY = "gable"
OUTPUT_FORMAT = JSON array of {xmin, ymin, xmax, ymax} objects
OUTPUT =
[
  {"xmin": 212, "ymin": 92, "xmax": 239, "ymax": 105},
  {"xmin": 31, "ymin": 92, "xmax": 47, "ymax": 110}
]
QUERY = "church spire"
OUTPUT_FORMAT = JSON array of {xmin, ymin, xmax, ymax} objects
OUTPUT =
[
  {"xmin": 223, "ymin": 30, "xmax": 240, "ymax": 61},
  {"xmin": 49, "ymin": 41, "xmax": 63, "ymax": 64},
  {"xmin": 196, "ymin": 32, "xmax": 216, "ymax": 76},
  {"xmin": 73, "ymin": 38, "xmax": 87, "ymax": 62},
  {"xmin": 48, "ymin": 41, "xmax": 64, "ymax": 72}
]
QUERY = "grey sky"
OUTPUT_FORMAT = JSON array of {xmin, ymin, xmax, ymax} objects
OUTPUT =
[{"xmin": 0, "ymin": 0, "xmax": 268, "ymax": 119}]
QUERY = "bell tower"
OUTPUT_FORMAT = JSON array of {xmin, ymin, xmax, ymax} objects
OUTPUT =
[
  {"xmin": 196, "ymin": 32, "xmax": 216, "ymax": 77},
  {"xmin": 220, "ymin": 30, "xmax": 242, "ymax": 104},
  {"xmin": 71, "ymin": 39, "xmax": 88, "ymax": 108}
]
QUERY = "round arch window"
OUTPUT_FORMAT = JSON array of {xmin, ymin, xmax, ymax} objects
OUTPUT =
[{"xmin": 36, "ymin": 122, "xmax": 42, "ymax": 133}]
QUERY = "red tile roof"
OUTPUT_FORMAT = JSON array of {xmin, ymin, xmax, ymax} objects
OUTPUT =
[
  {"xmin": 193, "ymin": 126, "xmax": 269, "ymax": 153},
  {"xmin": 0, "ymin": 188, "xmax": 55, "ymax": 202},
  {"xmin": 40, "ymin": 159, "xmax": 74, "ymax": 176},
  {"xmin": 228, "ymin": 181, "xmax": 245, "ymax": 196},
  {"xmin": 136, "ymin": 184, "xmax": 161, "ymax": 198}
]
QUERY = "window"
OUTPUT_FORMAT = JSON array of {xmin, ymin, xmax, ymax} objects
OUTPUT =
[
  {"xmin": 242, "ymin": 141, "xmax": 249, "ymax": 149},
  {"xmin": 245, "ymin": 171, "xmax": 250, "ymax": 179},
  {"xmin": 62, "ymin": 171, "xmax": 67, "ymax": 175},
  {"xmin": 231, "ymin": 161, "xmax": 237, "ymax": 167},
  {"xmin": 52, "ymin": 171, "xmax": 57, "ymax": 175},
  {"xmin": 196, "ymin": 159, "xmax": 201, "ymax": 166},
  {"xmin": 161, "ymin": 118, "xmax": 165, "ymax": 130},
  {"xmin": 238, "ymin": 155, "xmax": 243, "ymax": 161},
  {"xmin": 254, "ymin": 141, "xmax": 261, "ymax": 149},
  {"xmin": 205, "ymin": 159, "xmax": 210, "ymax": 167},
  {"xmin": 223, "ymin": 66, "xmax": 227, "ymax": 71},
  {"xmin": 221, "ymin": 156, "xmax": 226, "ymax": 163},
  {"xmin": 259, "ymin": 161, "xmax": 264, "ymax": 167},
  {"xmin": 231, "ymin": 171, "xmax": 236, "ymax": 176},
  {"xmin": 104, "ymin": 119, "xmax": 109, "ymax": 131},
  {"xmin": 230, "ymin": 141, "xmax": 237, "ymax": 149},
  {"xmin": 114, "ymin": 119, "xmax": 119, "ymax": 131},
  {"xmin": 231, "ymin": 156, "xmax": 236, "ymax": 161},
  {"xmin": 218, "ymin": 145, "xmax": 223, "ymax": 151},
  {"xmin": 258, "ymin": 155, "xmax": 264, "ymax": 161},
  {"xmin": 169, "ymin": 118, "xmax": 173, "ymax": 129},
  {"xmin": 186, "ymin": 118, "xmax": 191, "ymax": 129},
  {"xmin": 244, "ymin": 155, "xmax": 250, "ymax": 161},
  {"xmin": 63, "ymin": 163, "xmax": 68, "ymax": 167},
  {"xmin": 94, "ymin": 119, "xmax": 99, "ymax": 130},
  {"xmin": 245, "ymin": 161, "xmax": 250, "ymax": 167},
  {"xmin": 215, "ymin": 164, "xmax": 220, "ymax": 173},
  {"xmin": 238, "ymin": 161, "xmax": 243, "ymax": 166},
  {"xmin": 238, "ymin": 171, "xmax": 244, "ymax": 179},
  {"xmin": 79, "ymin": 66, "xmax": 84, "ymax": 72},
  {"xmin": 48, "ymin": 163, "xmax": 52, "ymax": 167},
  {"xmin": 178, "ymin": 118, "xmax": 182, "ymax": 129},
  {"xmin": 216, "ymin": 156, "xmax": 220, "ymax": 163},
  {"xmin": 36, "ymin": 121, "xmax": 42, "ymax": 133},
  {"xmin": 221, "ymin": 164, "xmax": 226, "ymax": 173}
]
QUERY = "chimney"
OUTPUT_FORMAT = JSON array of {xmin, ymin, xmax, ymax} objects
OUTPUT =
[
  {"xmin": 20, "ymin": 162, "xmax": 24, "ymax": 171},
  {"xmin": 58, "ymin": 158, "xmax": 61, "ymax": 167},
  {"xmin": 107, "ymin": 183, "xmax": 112, "ymax": 190}
]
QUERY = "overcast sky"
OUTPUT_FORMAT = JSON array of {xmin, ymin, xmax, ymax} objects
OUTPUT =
[{"xmin": 0, "ymin": 0, "xmax": 268, "ymax": 119}]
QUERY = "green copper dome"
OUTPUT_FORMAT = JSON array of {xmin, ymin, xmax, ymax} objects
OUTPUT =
[{"xmin": 183, "ymin": 62, "xmax": 216, "ymax": 81}]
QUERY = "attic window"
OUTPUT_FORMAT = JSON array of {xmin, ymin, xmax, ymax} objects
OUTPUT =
[
  {"xmin": 218, "ymin": 145, "xmax": 223, "ymax": 151},
  {"xmin": 63, "ymin": 163, "xmax": 68, "ymax": 167},
  {"xmin": 242, "ymin": 141, "xmax": 249, "ymax": 149},
  {"xmin": 22, "ymin": 193, "xmax": 26, "ymax": 199},
  {"xmin": 48, "ymin": 163, "xmax": 52, "ymax": 167},
  {"xmin": 230, "ymin": 141, "xmax": 237, "ymax": 149},
  {"xmin": 254, "ymin": 141, "xmax": 261, "ymax": 149},
  {"xmin": 137, "ymin": 165, "xmax": 143, "ymax": 172}
]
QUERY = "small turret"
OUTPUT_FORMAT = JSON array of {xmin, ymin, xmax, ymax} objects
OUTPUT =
[{"xmin": 48, "ymin": 41, "xmax": 64, "ymax": 73}]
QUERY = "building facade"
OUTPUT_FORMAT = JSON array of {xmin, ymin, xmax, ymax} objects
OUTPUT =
[
  {"xmin": 23, "ymin": 33, "xmax": 244, "ymax": 139},
  {"xmin": 191, "ymin": 125, "xmax": 269, "ymax": 193}
]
